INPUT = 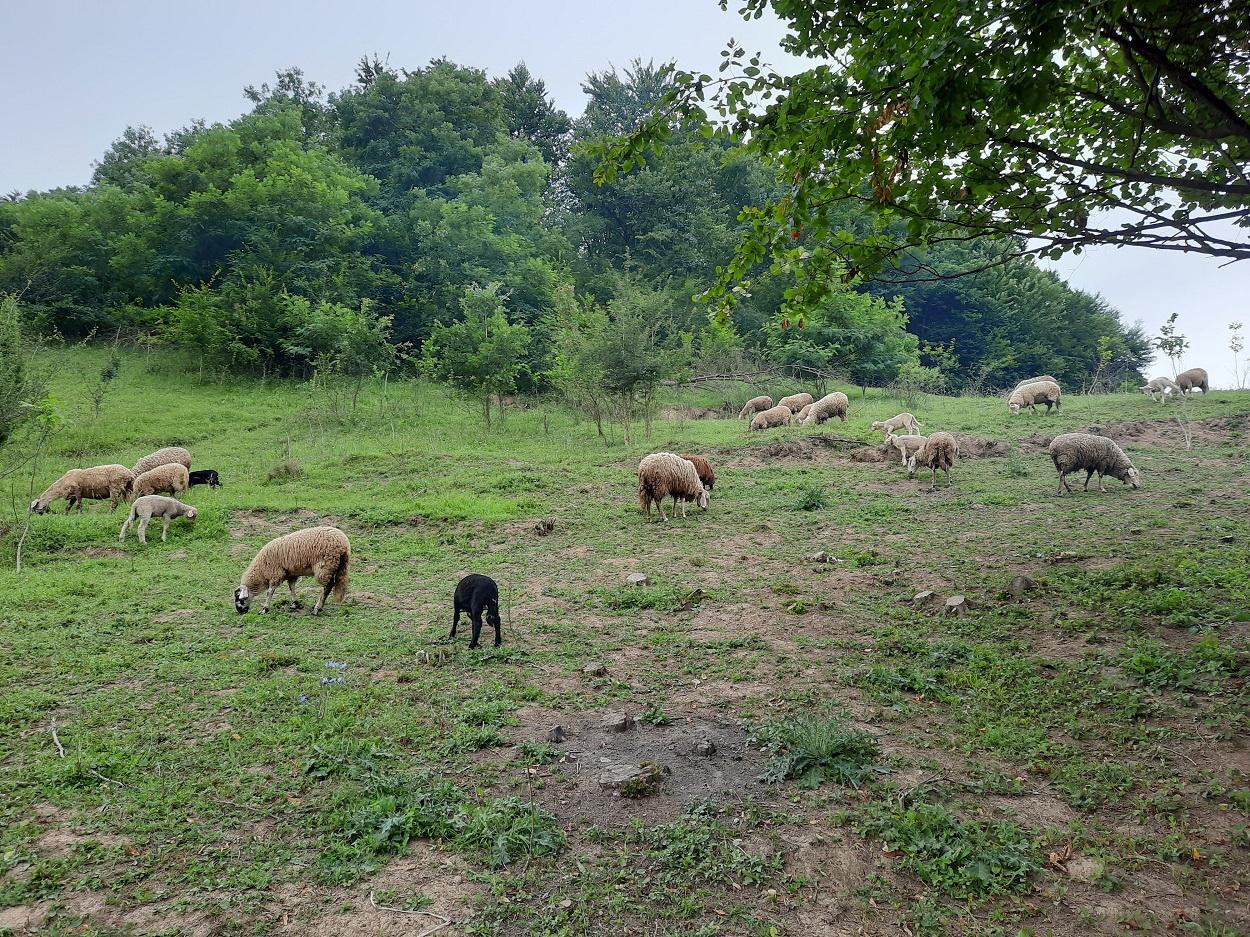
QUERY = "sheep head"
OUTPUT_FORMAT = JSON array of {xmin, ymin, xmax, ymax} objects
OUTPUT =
[
  {"xmin": 1122, "ymin": 466, "xmax": 1143, "ymax": 489},
  {"xmin": 29, "ymin": 498, "xmax": 47, "ymax": 514},
  {"xmin": 186, "ymin": 507, "xmax": 198, "ymax": 521},
  {"xmin": 234, "ymin": 585, "xmax": 252, "ymax": 613}
]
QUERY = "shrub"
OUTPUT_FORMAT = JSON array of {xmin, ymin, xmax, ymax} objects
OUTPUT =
[{"xmin": 759, "ymin": 714, "xmax": 880, "ymax": 788}]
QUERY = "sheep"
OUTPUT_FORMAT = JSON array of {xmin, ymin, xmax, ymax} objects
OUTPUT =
[
  {"xmin": 189, "ymin": 469, "xmax": 222, "ymax": 489},
  {"xmin": 1014, "ymin": 375, "xmax": 1059, "ymax": 390},
  {"xmin": 1174, "ymin": 367, "xmax": 1209, "ymax": 394},
  {"xmin": 133, "ymin": 463, "xmax": 190, "ymax": 498},
  {"xmin": 133, "ymin": 446, "xmax": 192, "ymax": 477},
  {"xmin": 884, "ymin": 432, "xmax": 926, "ymax": 466},
  {"xmin": 1049, "ymin": 433, "xmax": 1142, "ymax": 495},
  {"xmin": 872, "ymin": 412, "xmax": 922, "ymax": 437},
  {"xmin": 792, "ymin": 403, "xmax": 813, "ymax": 424},
  {"xmin": 749, "ymin": 404, "xmax": 793, "ymax": 431},
  {"xmin": 738, "ymin": 396, "xmax": 773, "ymax": 419},
  {"xmin": 118, "ymin": 495, "xmax": 198, "ymax": 545},
  {"xmin": 909, "ymin": 432, "xmax": 958, "ymax": 489},
  {"xmin": 450, "ymin": 574, "xmax": 503, "ymax": 649},
  {"xmin": 234, "ymin": 526, "xmax": 351, "ymax": 615},
  {"xmin": 638, "ymin": 452, "xmax": 708, "ymax": 521},
  {"xmin": 680, "ymin": 454, "xmax": 716, "ymax": 491},
  {"xmin": 1141, "ymin": 376, "xmax": 1181, "ymax": 402},
  {"xmin": 30, "ymin": 465, "xmax": 135, "ymax": 514},
  {"xmin": 1008, "ymin": 380, "xmax": 1062, "ymax": 415},
  {"xmin": 801, "ymin": 392, "xmax": 849, "ymax": 425},
  {"xmin": 778, "ymin": 392, "xmax": 814, "ymax": 415}
]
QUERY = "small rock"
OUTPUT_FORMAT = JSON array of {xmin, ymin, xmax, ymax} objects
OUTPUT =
[
  {"xmin": 546, "ymin": 724, "xmax": 568, "ymax": 743},
  {"xmin": 582, "ymin": 662, "xmax": 608, "ymax": 677},
  {"xmin": 911, "ymin": 590, "xmax": 938, "ymax": 605},
  {"xmin": 1007, "ymin": 575, "xmax": 1035, "ymax": 598},
  {"xmin": 1048, "ymin": 551, "xmax": 1081, "ymax": 564},
  {"xmin": 808, "ymin": 550, "xmax": 829, "ymax": 564},
  {"xmin": 597, "ymin": 760, "xmax": 668, "ymax": 790},
  {"xmin": 944, "ymin": 595, "xmax": 970, "ymax": 616},
  {"xmin": 600, "ymin": 709, "xmax": 634, "ymax": 733},
  {"xmin": 1063, "ymin": 856, "xmax": 1104, "ymax": 883},
  {"xmin": 694, "ymin": 739, "xmax": 717, "ymax": 756},
  {"xmin": 559, "ymin": 899, "xmax": 573, "ymax": 910},
  {"xmin": 626, "ymin": 572, "xmax": 652, "ymax": 587}
]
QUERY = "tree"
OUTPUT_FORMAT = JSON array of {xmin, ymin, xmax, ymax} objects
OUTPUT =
[
  {"xmin": 0, "ymin": 295, "xmax": 35, "ymax": 447},
  {"xmin": 423, "ymin": 284, "xmax": 531, "ymax": 427},
  {"xmin": 91, "ymin": 125, "xmax": 164, "ymax": 189},
  {"xmin": 599, "ymin": 0, "xmax": 1250, "ymax": 285},
  {"xmin": 494, "ymin": 63, "xmax": 573, "ymax": 165},
  {"xmin": 290, "ymin": 299, "xmax": 398, "ymax": 410}
]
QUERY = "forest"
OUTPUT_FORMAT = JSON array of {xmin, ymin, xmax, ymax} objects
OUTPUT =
[{"xmin": 0, "ymin": 58, "xmax": 1151, "ymax": 408}]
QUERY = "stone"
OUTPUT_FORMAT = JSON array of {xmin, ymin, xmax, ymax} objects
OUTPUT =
[
  {"xmin": 626, "ymin": 572, "xmax": 652, "ymax": 587},
  {"xmin": 1063, "ymin": 856, "xmax": 1104, "ymax": 883},
  {"xmin": 1007, "ymin": 575, "xmax": 1035, "ymax": 598},
  {"xmin": 944, "ymin": 595, "xmax": 970, "ymax": 616},
  {"xmin": 582, "ymin": 662, "xmax": 608, "ymax": 677},
  {"xmin": 546, "ymin": 724, "xmax": 567, "ymax": 743},
  {"xmin": 600, "ymin": 709, "xmax": 634, "ymax": 733},
  {"xmin": 694, "ymin": 739, "xmax": 717, "ymax": 756},
  {"xmin": 597, "ymin": 760, "xmax": 668, "ymax": 791},
  {"xmin": 911, "ymin": 590, "xmax": 938, "ymax": 605}
]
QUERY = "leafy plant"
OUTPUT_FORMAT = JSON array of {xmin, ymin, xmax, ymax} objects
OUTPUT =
[
  {"xmin": 794, "ymin": 486, "xmax": 827, "ymax": 511},
  {"xmin": 759, "ymin": 714, "xmax": 880, "ymax": 788}
]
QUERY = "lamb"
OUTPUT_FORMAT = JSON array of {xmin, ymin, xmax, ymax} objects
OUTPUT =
[
  {"xmin": 749, "ymin": 405, "xmax": 793, "ymax": 431},
  {"xmin": 1008, "ymin": 380, "xmax": 1062, "ymax": 415},
  {"xmin": 638, "ymin": 452, "xmax": 708, "ymax": 521},
  {"xmin": 234, "ymin": 526, "xmax": 351, "ymax": 615},
  {"xmin": 133, "ymin": 463, "xmax": 190, "ymax": 498},
  {"xmin": 30, "ymin": 465, "xmax": 135, "ymax": 514},
  {"xmin": 133, "ymin": 446, "xmax": 192, "ymax": 477},
  {"xmin": 450, "ymin": 574, "xmax": 503, "ymax": 649},
  {"xmin": 1141, "ymin": 376, "xmax": 1181, "ymax": 402},
  {"xmin": 118, "ymin": 495, "xmax": 198, "ymax": 545},
  {"xmin": 908, "ymin": 432, "xmax": 958, "ymax": 489},
  {"xmin": 1049, "ymin": 433, "xmax": 1142, "ymax": 495},
  {"xmin": 1174, "ymin": 367, "xmax": 1209, "ymax": 394},
  {"xmin": 738, "ymin": 396, "xmax": 774, "ymax": 419},
  {"xmin": 884, "ymin": 432, "xmax": 926, "ymax": 466},
  {"xmin": 680, "ymin": 454, "xmax": 716, "ymax": 491},
  {"xmin": 792, "ymin": 403, "xmax": 813, "ymax": 424},
  {"xmin": 872, "ymin": 412, "xmax": 921, "ymax": 437},
  {"xmin": 801, "ymin": 392, "xmax": 849, "ymax": 425},
  {"xmin": 189, "ymin": 469, "xmax": 222, "ymax": 488},
  {"xmin": 778, "ymin": 392, "xmax": 814, "ymax": 415}
]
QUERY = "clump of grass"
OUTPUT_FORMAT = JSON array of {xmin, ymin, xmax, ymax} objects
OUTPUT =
[
  {"xmin": 1121, "ymin": 635, "xmax": 1250, "ymax": 693},
  {"xmin": 587, "ymin": 583, "xmax": 687, "ymax": 613},
  {"xmin": 637, "ymin": 803, "xmax": 782, "ymax": 886},
  {"xmin": 515, "ymin": 741, "xmax": 558, "ymax": 766},
  {"xmin": 758, "ymin": 714, "xmax": 880, "ymax": 788},
  {"xmin": 794, "ymin": 486, "xmax": 827, "ymax": 511},
  {"xmin": 639, "ymin": 702, "xmax": 671, "ymax": 726},
  {"xmin": 619, "ymin": 762, "xmax": 668, "ymax": 798},
  {"xmin": 253, "ymin": 649, "xmax": 300, "ymax": 673},
  {"xmin": 266, "ymin": 459, "xmax": 304, "ymax": 483}
]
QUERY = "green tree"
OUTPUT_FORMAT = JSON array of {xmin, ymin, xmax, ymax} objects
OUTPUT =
[
  {"xmin": 494, "ymin": 63, "xmax": 573, "ymax": 165},
  {"xmin": 0, "ymin": 295, "xmax": 36, "ymax": 447}
]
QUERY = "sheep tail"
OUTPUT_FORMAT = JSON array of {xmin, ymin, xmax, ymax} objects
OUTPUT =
[{"xmin": 330, "ymin": 550, "xmax": 351, "ymax": 601}]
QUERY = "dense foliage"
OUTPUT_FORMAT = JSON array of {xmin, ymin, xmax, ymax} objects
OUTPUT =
[{"xmin": 0, "ymin": 54, "xmax": 1149, "ymax": 395}]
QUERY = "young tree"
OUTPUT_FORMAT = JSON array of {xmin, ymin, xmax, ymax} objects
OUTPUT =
[
  {"xmin": 0, "ymin": 295, "xmax": 35, "ymax": 447},
  {"xmin": 1231, "ymin": 322, "xmax": 1246, "ymax": 390},
  {"xmin": 290, "ymin": 299, "xmax": 398, "ymax": 411}
]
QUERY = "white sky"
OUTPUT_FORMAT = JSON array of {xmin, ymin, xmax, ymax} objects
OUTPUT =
[{"xmin": 2, "ymin": 0, "xmax": 1245, "ymax": 385}]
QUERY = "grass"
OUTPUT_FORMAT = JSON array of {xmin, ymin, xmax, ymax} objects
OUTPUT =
[{"xmin": 1, "ymin": 347, "xmax": 1249, "ymax": 934}]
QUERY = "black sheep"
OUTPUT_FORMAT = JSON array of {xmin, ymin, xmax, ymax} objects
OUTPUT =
[
  {"xmin": 450, "ymin": 574, "xmax": 502, "ymax": 649},
  {"xmin": 189, "ymin": 469, "xmax": 222, "ymax": 489}
]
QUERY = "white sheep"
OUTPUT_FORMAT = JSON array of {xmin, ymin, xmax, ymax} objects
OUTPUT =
[
  {"xmin": 234, "ymin": 526, "xmax": 352, "ymax": 615},
  {"xmin": 119, "ymin": 495, "xmax": 198, "ymax": 545},
  {"xmin": 909, "ymin": 432, "xmax": 959, "ymax": 488},
  {"xmin": 872, "ymin": 412, "xmax": 921, "ymax": 437},
  {"xmin": 1008, "ymin": 380, "xmax": 1062, "ymax": 415},
  {"xmin": 1174, "ymin": 367, "xmax": 1209, "ymax": 394},
  {"xmin": 777, "ymin": 392, "xmax": 814, "ymax": 415},
  {"xmin": 738, "ymin": 395, "xmax": 774, "ymax": 419},
  {"xmin": 133, "ymin": 463, "xmax": 190, "ymax": 498},
  {"xmin": 1014, "ymin": 375, "xmax": 1059, "ymax": 390},
  {"xmin": 1049, "ymin": 433, "xmax": 1142, "ymax": 495},
  {"xmin": 133, "ymin": 446, "xmax": 192, "ymax": 477},
  {"xmin": 1141, "ymin": 376, "xmax": 1181, "ymax": 402},
  {"xmin": 884, "ymin": 432, "xmax": 926, "ymax": 466},
  {"xmin": 749, "ymin": 404, "xmax": 793, "ymax": 431},
  {"xmin": 30, "ymin": 465, "xmax": 135, "ymax": 514},
  {"xmin": 801, "ymin": 392, "xmax": 849, "ymax": 425},
  {"xmin": 638, "ymin": 452, "xmax": 708, "ymax": 521},
  {"xmin": 792, "ymin": 403, "xmax": 813, "ymax": 424}
]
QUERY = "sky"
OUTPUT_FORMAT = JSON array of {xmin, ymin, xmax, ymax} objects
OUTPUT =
[{"xmin": 2, "ymin": 0, "xmax": 1246, "ymax": 386}]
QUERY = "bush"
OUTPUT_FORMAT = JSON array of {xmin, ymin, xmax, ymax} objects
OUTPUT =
[{"xmin": 794, "ymin": 485, "xmax": 827, "ymax": 511}]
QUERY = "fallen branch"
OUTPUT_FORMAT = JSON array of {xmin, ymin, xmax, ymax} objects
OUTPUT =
[
  {"xmin": 368, "ymin": 891, "xmax": 453, "ymax": 937},
  {"xmin": 50, "ymin": 721, "xmax": 65, "ymax": 758}
]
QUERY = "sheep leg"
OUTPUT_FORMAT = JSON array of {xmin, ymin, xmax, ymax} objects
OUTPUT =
[
  {"xmin": 449, "ymin": 604, "xmax": 461, "ymax": 640},
  {"xmin": 1082, "ymin": 470, "xmax": 1095, "ymax": 491},
  {"xmin": 1057, "ymin": 471, "xmax": 1072, "ymax": 495},
  {"xmin": 313, "ymin": 580, "xmax": 333, "ymax": 616},
  {"xmin": 288, "ymin": 579, "xmax": 301, "ymax": 610},
  {"xmin": 944, "ymin": 467, "xmax": 952, "ymax": 488},
  {"xmin": 930, "ymin": 466, "xmax": 939, "ymax": 490},
  {"xmin": 118, "ymin": 517, "xmax": 131, "ymax": 542},
  {"xmin": 137, "ymin": 517, "xmax": 149, "ymax": 545},
  {"xmin": 161, "ymin": 518, "xmax": 171, "ymax": 542},
  {"xmin": 658, "ymin": 498, "xmax": 669, "ymax": 522},
  {"xmin": 1097, "ymin": 472, "xmax": 1107, "ymax": 493},
  {"xmin": 469, "ymin": 611, "xmax": 483, "ymax": 650},
  {"xmin": 261, "ymin": 583, "xmax": 279, "ymax": 613}
]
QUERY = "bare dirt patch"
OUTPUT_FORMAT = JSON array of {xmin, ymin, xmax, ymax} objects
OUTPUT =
[
  {"xmin": 1021, "ymin": 415, "xmax": 1250, "ymax": 452},
  {"xmin": 229, "ymin": 508, "xmax": 344, "ymax": 539}
]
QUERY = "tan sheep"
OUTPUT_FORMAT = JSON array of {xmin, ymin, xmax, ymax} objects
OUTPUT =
[
  {"xmin": 1141, "ymin": 376, "xmax": 1181, "ymax": 402},
  {"xmin": 133, "ymin": 446, "xmax": 192, "ymax": 477},
  {"xmin": 30, "ymin": 465, "xmax": 135, "ymax": 514},
  {"xmin": 872, "ymin": 412, "xmax": 921, "ymax": 437},
  {"xmin": 638, "ymin": 452, "xmax": 708, "ymax": 521},
  {"xmin": 1014, "ymin": 375, "xmax": 1059, "ymax": 390},
  {"xmin": 801, "ymin": 392, "xmax": 849, "ymax": 425},
  {"xmin": 679, "ymin": 454, "xmax": 716, "ymax": 491},
  {"xmin": 133, "ymin": 463, "xmax": 190, "ymax": 498},
  {"xmin": 1174, "ymin": 367, "xmax": 1209, "ymax": 394},
  {"xmin": 1008, "ymin": 380, "xmax": 1062, "ymax": 415},
  {"xmin": 738, "ymin": 395, "xmax": 774, "ymax": 419},
  {"xmin": 884, "ymin": 432, "xmax": 926, "ymax": 466},
  {"xmin": 909, "ymin": 432, "xmax": 959, "ymax": 489},
  {"xmin": 777, "ymin": 392, "xmax": 814, "ymax": 414},
  {"xmin": 119, "ymin": 495, "xmax": 198, "ymax": 545},
  {"xmin": 234, "ymin": 526, "xmax": 351, "ymax": 615},
  {"xmin": 792, "ymin": 403, "xmax": 813, "ymax": 424},
  {"xmin": 749, "ymin": 404, "xmax": 793, "ymax": 431},
  {"xmin": 1050, "ymin": 433, "xmax": 1141, "ymax": 494}
]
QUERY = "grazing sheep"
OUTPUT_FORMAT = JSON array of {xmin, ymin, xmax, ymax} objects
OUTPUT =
[
  {"xmin": 30, "ymin": 465, "xmax": 135, "ymax": 514},
  {"xmin": 133, "ymin": 463, "xmax": 190, "ymax": 498},
  {"xmin": 1141, "ymin": 377, "xmax": 1181, "ymax": 402},
  {"xmin": 680, "ymin": 454, "xmax": 716, "ymax": 491},
  {"xmin": 1049, "ymin": 433, "xmax": 1142, "ymax": 495},
  {"xmin": 1014, "ymin": 375, "xmax": 1059, "ymax": 390},
  {"xmin": 778, "ymin": 392, "xmax": 814, "ymax": 415},
  {"xmin": 801, "ymin": 392, "xmax": 849, "ymax": 425},
  {"xmin": 909, "ymin": 432, "xmax": 958, "ymax": 488},
  {"xmin": 450, "ymin": 574, "xmax": 503, "ymax": 649},
  {"xmin": 118, "ymin": 495, "xmax": 198, "ymax": 545},
  {"xmin": 133, "ymin": 446, "xmax": 192, "ymax": 477},
  {"xmin": 1174, "ymin": 367, "xmax": 1209, "ymax": 394},
  {"xmin": 189, "ymin": 469, "xmax": 222, "ymax": 489},
  {"xmin": 872, "ymin": 412, "xmax": 922, "ymax": 437},
  {"xmin": 884, "ymin": 432, "xmax": 926, "ymax": 466},
  {"xmin": 234, "ymin": 526, "xmax": 351, "ymax": 615},
  {"xmin": 749, "ymin": 404, "xmax": 793, "ymax": 431},
  {"xmin": 638, "ymin": 452, "xmax": 708, "ymax": 521},
  {"xmin": 792, "ymin": 403, "xmax": 813, "ymax": 424},
  {"xmin": 1008, "ymin": 380, "xmax": 1062, "ymax": 415},
  {"xmin": 738, "ymin": 395, "xmax": 774, "ymax": 419}
]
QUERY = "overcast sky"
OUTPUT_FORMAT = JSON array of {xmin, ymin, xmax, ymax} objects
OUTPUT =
[{"xmin": 3, "ymin": 0, "xmax": 1246, "ymax": 386}]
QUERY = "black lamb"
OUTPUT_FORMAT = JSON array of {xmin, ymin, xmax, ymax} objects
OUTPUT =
[
  {"xmin": 189, "ymin": 469, "xmax": 222, "ymax": 489},
  {"xmin": 450, "ymin": 574, "xmax": 502, "ymax": 649}
]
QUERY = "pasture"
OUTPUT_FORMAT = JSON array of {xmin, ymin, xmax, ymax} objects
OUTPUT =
[{"xmin": 2, "ymin": 349, "xmax": 1249, "ymax": 937}]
